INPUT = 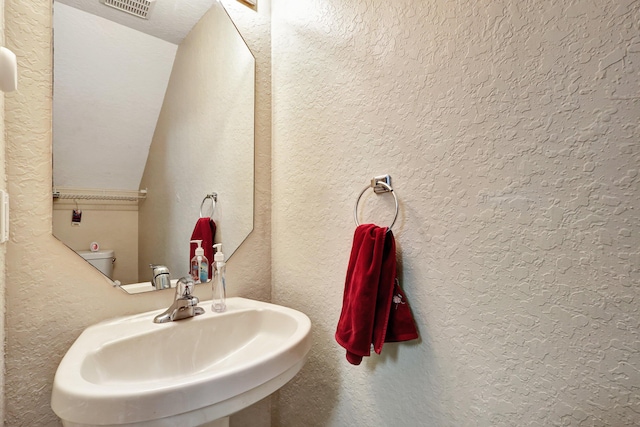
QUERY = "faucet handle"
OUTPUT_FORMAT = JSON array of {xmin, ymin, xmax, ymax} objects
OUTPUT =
[{"xmin": 176, "ymin": 276, "xmax": 195, "ymax": 299}]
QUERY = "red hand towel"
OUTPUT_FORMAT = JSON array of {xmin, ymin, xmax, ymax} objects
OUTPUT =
[
  {"xmin": 386, "ymin": 279, "xmax": 419, "ymax": 343},
  {"xmin": 335, "ymin": 224, "xmax": 418, "ymax": 365},
  {"xmin": 189, "ymin": 217, "xmax": 217, "ymax": 280}
]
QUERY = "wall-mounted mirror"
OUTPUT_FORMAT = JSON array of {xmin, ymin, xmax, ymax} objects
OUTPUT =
[{"xmin": 52, "ymin": 0, "xmax": 255, "ymax": 289}]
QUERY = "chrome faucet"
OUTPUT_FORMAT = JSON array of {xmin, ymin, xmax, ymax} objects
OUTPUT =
[
  {"xmin": 150, "ymin": 264, "xmax": 171, "ymax": 290},
  {"xmin": 153, "ymin": 277, "xmax": 204, "ymax": 323}
]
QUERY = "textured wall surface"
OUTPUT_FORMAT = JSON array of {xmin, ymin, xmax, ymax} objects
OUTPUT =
[
  {"xmin": 4, "ymin": 0, "xmax": 270, "ymax": 425},
  {"xmin": 0, "ymin": 0, "xmax": 6, "ymax": 420},
  {"xmin": 272, "ymin": 0, "xmax": 639, "ymax": 426}
]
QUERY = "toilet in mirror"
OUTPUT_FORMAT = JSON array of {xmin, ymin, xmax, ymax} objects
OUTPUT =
[
  {"xmin": 78, "ymin": 249, "xmax": 115, "ymax": 280},
  {"xmin": 52, "ymin": 0, "xmax": 255, "ymax": 292}
]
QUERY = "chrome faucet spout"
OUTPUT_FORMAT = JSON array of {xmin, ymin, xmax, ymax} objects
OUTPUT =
[
  {"xmin": 153, "ymin": 277, "xmax": 204, "ymax": 323},
  {"xmin": 150, "ymin": 264, "xmax": 171, "ymax": 290}
]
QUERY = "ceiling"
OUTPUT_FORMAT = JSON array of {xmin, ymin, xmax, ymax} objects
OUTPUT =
[{"xmin": 55, "ymin": 0, "xmax": 216, "ymax": 44}]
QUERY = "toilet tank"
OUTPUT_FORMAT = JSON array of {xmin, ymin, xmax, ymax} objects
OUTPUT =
[{"xmin": 78, "ymin": 249, "xmax": 115, "ymax": 279}]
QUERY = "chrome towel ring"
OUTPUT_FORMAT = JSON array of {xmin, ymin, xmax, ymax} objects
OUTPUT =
[
  {"xmin": 200, "ymin": 192, "xmax": 217, "ymax": 218},
  {"xmin": 354, "ymin": 175, "xmax": 399, "ymax": 230}
]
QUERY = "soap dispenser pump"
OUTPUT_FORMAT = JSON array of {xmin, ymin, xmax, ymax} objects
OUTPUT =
[
  {"xmin": 212, "ymin": 243, "xmax": 226, "ymax": 312},
  {"xmin": 190, "ymin": 240, "xmax": 209, "ymax": 284}
]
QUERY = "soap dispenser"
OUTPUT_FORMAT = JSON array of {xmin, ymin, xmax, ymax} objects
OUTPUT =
[
  {"xmin": 190, "ymin": 240, "xmax": 209, "ymax": 284},
  {"xmin": 212, "ymin": 243, "xmax": 226, "ymax": 312}
]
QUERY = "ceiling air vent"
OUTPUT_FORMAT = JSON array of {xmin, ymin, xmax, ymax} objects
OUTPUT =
[{"xmin": 99, "ymin": 0, "xmax": 156, "ymax": 20}]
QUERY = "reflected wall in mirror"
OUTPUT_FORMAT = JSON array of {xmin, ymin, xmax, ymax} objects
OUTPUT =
[{"xmin": 52, "ymin": 0, "xmax": 255, "ymax": 287}]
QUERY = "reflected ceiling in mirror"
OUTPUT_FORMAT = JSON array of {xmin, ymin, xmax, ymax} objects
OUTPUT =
[{"xmin": 52, "ymin": 0, "xmax": 255, "ymax": 288}]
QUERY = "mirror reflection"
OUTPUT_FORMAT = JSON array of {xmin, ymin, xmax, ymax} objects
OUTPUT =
[{"xmin": 52, "ymin": 0, "xmax": 255, "ymax": 288}]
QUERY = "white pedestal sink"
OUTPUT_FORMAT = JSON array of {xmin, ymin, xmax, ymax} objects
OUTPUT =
[{"xmin": 51, "ymin": 298, "xmax": 311, "ymax": 427}]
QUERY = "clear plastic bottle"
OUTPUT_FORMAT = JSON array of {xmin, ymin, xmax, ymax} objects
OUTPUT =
[
  {"xmin": 190, "ymin": 240, "xmax": 209, "ymax": 284},
  {"xmin": 212, "ymin": 243, "xmax": 226, "ymax": 312}
]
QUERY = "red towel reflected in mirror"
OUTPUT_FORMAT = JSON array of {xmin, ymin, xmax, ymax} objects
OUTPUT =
[{"xmin": 190, "ymin": 217, "xmax": 217, "ymax": 281}]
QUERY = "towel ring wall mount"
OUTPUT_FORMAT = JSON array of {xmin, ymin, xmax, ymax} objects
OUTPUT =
[
  {"xmin": 354, "ymin": 174, "xmax": 399, "ymax": 230},
  {"xmin": 200, "ymin": 192, "xmax": 217, "ymax": 218}
]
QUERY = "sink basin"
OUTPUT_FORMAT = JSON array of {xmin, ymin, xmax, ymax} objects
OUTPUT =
[{"xmin": 51, "ymin": 298, "xmax": 311, "ymax": 427}]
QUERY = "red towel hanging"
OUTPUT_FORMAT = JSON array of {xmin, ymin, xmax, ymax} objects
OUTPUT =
[{"xmin": 335, "ymin": 224, "xmax": 418, "ymax": 365}]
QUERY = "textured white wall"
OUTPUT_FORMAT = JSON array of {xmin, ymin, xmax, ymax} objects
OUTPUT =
[
  {"xmin": 0, "ymin": 0, "xmax": 5, "ymax": 420},
  {"xmin": 272, "ymin": 0, "xmax": 640, "ymax": 426},
  {"xmin": 5, "ymin": 0, "xmax": 638, "ymax": 426},
  {"xmin": 4, "ymin": 0, "xmax": 271, "ymax": 425}
]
